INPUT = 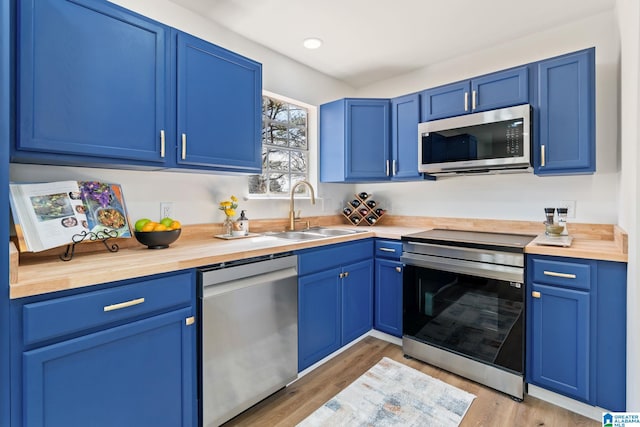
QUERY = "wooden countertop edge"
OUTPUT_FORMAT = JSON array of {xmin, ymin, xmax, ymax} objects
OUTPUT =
[
  {"xmin": 9, "ymin": 241, "xmax": 18, "ymax": 285},
  {"xmin": 614, "ymin": 225, "xmax": 629, "ymax": 254},
  {"xmin": 9, "ymin": 231, "xmax": 376, "ymax": 299},
  {"xmin": 10, "ymin": 223, "xmax": 628, "ymax": 299}
]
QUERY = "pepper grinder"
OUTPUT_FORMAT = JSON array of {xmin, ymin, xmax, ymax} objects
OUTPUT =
[
  {"xmin": 544, "ymin": 208, "xmax": 556, "ymax": 225},
  {"xmin": 556, "ymin": 207, "xmax": 569, "ymax": 235}
]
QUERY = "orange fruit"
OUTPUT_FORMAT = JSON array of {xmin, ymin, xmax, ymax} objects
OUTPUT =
[
  {"xmin": 169, "ymin": 220, "xmax": 181, "ymax": 230},
  {"xmin": 141, "ymin": 222, "xmax": 156, "ymax": 232},
  {"xmin": 153, "ymin": 223, "xmax": 168, "ymax": 231}
]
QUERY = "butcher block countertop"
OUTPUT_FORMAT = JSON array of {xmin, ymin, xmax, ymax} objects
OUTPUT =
[{"xmin": 9, "ymin": 216, "xmax": 628, "ymax": 299}]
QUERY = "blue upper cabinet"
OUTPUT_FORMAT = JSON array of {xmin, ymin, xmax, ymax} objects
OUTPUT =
[
  {"xmin": 420, "ymin": 67, "xmax": 529, "ymax": 121},
  {"xmin": 15, "ymin": 0, "xmax": 170, "ymax": 167},
  {"xmin": 420, "ymin": 81, "xmax": 469, "ymax": 121},
  {"xmin": 472, "ymin": 67, "xmax": 529, "ymax": 112},
  {"xmin": 535, "ymin": 48, "xmax": 595, "ymax": 175},
  {"xmin": 320, "ymin": 98, "xmax": 390, "ymax": 182},
  {"xmin": 391, "ymin": 93, "xmax": 426, "ymax": 181},
  {"xmin": 14, "ymin": 0, "xmax": 263, "ymax": 174},
  {"xmin": 176, "ymin": 32, "xmax": 262, "ymax": 173}
]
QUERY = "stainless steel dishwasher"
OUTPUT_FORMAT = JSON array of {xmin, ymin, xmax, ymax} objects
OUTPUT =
[{"xmin": 198, "ymin": 253, "xmax": 298, "ymax": 427}]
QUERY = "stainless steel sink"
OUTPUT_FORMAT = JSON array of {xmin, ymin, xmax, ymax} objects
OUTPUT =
[
  {"xmin": 266, "ymin": 231, "xmax": 326, "ymax": 241},
  {"xmin": 265, "ymin": 227, "xmax": 365, "ymax": 241}
]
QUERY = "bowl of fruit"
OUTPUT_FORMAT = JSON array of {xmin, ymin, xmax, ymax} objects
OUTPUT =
[{"xmin": 134, "ymin": 217, "xmax": 182, "ymax": 249}]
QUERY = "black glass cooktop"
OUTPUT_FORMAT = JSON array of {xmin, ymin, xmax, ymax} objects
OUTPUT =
[{"xmin": 401, "ymin": 229, "xmax": 536, "ymax": 252}]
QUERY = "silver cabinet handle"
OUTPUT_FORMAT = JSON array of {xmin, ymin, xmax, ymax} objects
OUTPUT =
[
  {"xmin": 395, "ymin": 266, "xmax": 402, "ymax": 273},
  {"xmin": 379, "ymin": 247, "xmax": 396, "ymax": 253},
  {"xmin": 464, "ymin": 92, "xmax": 469, "ymax": 112},
  {"xmin": 104, "ymin": 297, "xmax": 145, "ymax": 312},
  {"xmin": 541, "ymin": 145, "xmax": 546, "ymax": 167},
  {"xmin": 472, "ymin": 90, "xmax": 477, "ymax": 110},
  {"xmin": 385, "ymin": 160, "xmax": 390, "ymax": 176},
  {"xmin": 392, "ymin": 160, "xmax": 397, "ymax": 176},
  {"xmin": 543, "ymin": 271, "xmax": 576, "ymax": 279},
  {"xmin": 160, "ymin": 130, "xmax": 166, "ymax": 158},
  {"xmin": 181, "ymin": 133, "xmax": 187, "ymax": 160},
  {"xmin": 532, "ymin": 291, "xmax": 541, "ymax": 298}
]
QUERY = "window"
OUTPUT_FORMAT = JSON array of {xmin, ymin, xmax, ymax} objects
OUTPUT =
[{"xmin": 249, "ymin": 95, "xmax": 310, "ymax": 196}]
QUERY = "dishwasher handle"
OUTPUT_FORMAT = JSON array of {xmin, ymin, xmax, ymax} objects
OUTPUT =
[{"xmin": 202, "ymin": 266, "xmax": 297, "ymax": 299}]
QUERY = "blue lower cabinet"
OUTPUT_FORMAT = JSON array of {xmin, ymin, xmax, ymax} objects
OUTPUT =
[
  {"xmin": 13, "ymin": 271, "xmax": 197, "ymax": 427},
  {"xmin": 526, "ymin": 255, "xmax": 627, "ymax": 411},
  {"xmin": 341, "ymin": 259, "xmax": 374, "ymax": 344},
  {"xmin": 23, "ymin": 307, "xmax": 194, "ymax": 427},
  {"xmin": 374, "ymin": 259, "xmax": 403, "ymax": 337},
  {"xmin": 298, "ymin": 240, "xmax": 374, "ymax": 371},
  {"xmin": 298, "ymin": 269, "xmax": 341, "ymax": 372},
  {"xmin": 528, "ymin": 283, "xmax": 590, "ymax": 401}
]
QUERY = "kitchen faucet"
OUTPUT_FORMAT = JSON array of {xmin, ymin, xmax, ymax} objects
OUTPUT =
[{"xmin": 289, "ymin": 180, "xmax": 316, "ymax": 230}]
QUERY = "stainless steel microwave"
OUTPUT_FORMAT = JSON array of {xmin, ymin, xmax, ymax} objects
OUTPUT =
[{"xmin": 418, "ymin": 104, "xmax": 532, "ymax": 176}]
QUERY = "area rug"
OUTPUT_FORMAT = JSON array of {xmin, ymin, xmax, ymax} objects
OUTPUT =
[{"xmin": 297, "ymin": 357, "xmax": 476, "ymax": 427}]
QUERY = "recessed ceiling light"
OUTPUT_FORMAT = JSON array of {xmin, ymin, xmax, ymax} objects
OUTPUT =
[{"xmin": 303, "ymin": 38, "xmax": 323, "ymax": 50}]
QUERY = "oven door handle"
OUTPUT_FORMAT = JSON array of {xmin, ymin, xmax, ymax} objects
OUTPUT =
[{"xmin": 400, "ymin": 252, "xmax": 524, "ymax": 283}]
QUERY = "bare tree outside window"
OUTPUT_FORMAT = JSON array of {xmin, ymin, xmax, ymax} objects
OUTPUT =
[{"xmin": 249, "ymin": 96, "xmax": 309, "ymax": 195}]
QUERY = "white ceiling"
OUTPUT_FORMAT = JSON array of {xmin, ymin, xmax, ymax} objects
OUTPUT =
[{"xmin": 170, "ymin": 0, "xmax": 616, "ymax": 88}]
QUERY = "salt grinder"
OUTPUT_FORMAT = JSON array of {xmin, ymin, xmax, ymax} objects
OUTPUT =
[{"xmin": 556, "ymin": 207, "xmax": 568, "ymax": 235}]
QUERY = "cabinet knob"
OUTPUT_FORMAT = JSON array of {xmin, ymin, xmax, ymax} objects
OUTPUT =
[
  {"xmin": 185, "ymin": 316, "xmax": 195, "ymax": 326},
  {"xmin": 343, "ymin": 271, "xmax": 349, "ymax": 278},
  {"xmin": 395, "ymin": 266, "xmax": 402, "ymax": 273},
  {"xmin": 532, "ymin": 291, "xmax": 541, "ymax": 299}
]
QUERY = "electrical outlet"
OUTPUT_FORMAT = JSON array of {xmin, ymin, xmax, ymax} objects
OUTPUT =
[
  {"xmin": 160, "ymin": 202, "xmax": 173, "ymax": 219},
  {"xmin": 559, "ymin": 200, "xmax": 576, "ymax": 219}
]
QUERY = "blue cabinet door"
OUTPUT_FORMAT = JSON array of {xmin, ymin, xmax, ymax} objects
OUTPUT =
[
  {"xmin": 471, "ymin": 67, "xmax": 529, "ymax": 112},
  {"xmin": 176, "ymin": 32, "xmax": 262, "ymax": 173},
  {"xmin": 319, "ymin": 98, "xmax": 390, "ymax": 182},
  {"xmin": 420, "ymin": 81, "xmax": 470, "ymax": 121},
  {"xmin": 346, "ymin": 99, "xmax": 390, "ymax": 180},
  {"xmin": 374, "ymin": 259, "xmax": 403, "ymax": 337},
  {"xmin": 298, "ymin": 269, "xmax": 341, "ymax": 371},
  {"xmin": 536, "ymin": 48, "xmax": 595, "ymax": 175},
  {"xmin": 528, "ymin": 283, "xmax": 590, "ymax": 402},
  {"xmin": 23, "ymin": 307, "xmax": 194, "ymax": 427},
  {"xmin": 341, "ymin": 259, "xmax": 374, "ymax": 344},
  {"xmin": 421, "ymin": 68, "xmax": 528, "ymax": 122},
  {"xmin": 16, "ymin": 0, "xmax": 169, "ymax": 165},
  {"xmin": 391, "ymin": 94, "xmax": 424, "ymax": 181}
]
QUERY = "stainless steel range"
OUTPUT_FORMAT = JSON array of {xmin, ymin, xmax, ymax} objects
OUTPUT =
[{"xmin": 400, "ymin": 229, "xmax": 535, "ymax": 400}]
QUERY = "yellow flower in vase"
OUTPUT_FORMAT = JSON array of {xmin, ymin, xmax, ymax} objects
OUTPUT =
[{"xmin": 218, "ymin": 195, "xmax": 239, "ymax": 235}]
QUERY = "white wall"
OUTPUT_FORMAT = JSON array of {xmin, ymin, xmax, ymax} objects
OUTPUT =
[
  {"xmin": 354, "ymin": 11, "xmax": 621, "ymax": 224},
  {"xmin": 616, "ymin": 0, "xmax": 640, "ymax": 412},
  {"xmin": 9, "ymin": 0, "xmax": 356, "ymax": 225}
]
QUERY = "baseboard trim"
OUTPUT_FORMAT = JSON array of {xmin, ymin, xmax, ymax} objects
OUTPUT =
[{"xmin": 527, "ymin": 384, "xmax": 606, "ymax": 422}]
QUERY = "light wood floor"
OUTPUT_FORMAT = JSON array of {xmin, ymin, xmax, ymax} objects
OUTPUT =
[{"xmin": 224, "ymin": 336, "xmax": 599, "ymax": 427}]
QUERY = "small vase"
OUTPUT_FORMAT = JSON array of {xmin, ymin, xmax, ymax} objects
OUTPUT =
[{"xmin": 223, "ymin": 217, "xmax": 233, "ymax": 236}]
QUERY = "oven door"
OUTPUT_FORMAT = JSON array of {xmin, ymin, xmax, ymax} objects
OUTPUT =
[{"xmin": 402, "ymin": 260, "xmax": 524, "ymax": 374}]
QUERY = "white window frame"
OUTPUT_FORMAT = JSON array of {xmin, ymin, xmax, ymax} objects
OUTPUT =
[{"xmin": 248, "ymin": 90, "xmax": 318, "ymax": 200}]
